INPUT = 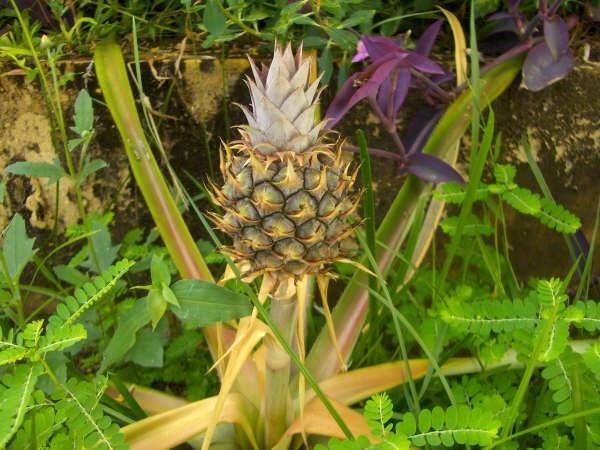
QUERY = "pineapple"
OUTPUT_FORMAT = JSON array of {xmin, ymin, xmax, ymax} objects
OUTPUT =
[{"xmin": 209, "ymin": 43, "xmax": 360, "ymax": 280}]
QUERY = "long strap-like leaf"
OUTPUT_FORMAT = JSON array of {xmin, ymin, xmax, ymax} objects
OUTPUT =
[{"xmin": 305, "ymin": 56, "xmax": 524, "ymax": 381}]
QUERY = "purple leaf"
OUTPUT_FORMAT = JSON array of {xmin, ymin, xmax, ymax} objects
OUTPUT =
[
  {"xmin": 523, "ymin": 42, "xmax": 574, "ymax": 91},
  {"xmin": 487, "ymin": 11, "xmax": 513, "ymax": 21},
  {"xmin": 544, "ymin": 16, "xmax": 569, "ymax": 60},
  {"xmin": 568, "ymin": 229, "xmax": 590, "ymax": 277},
  {"xmin": 405, "ymin": 107, "xmax": 444, "ymax": 155},
  {"xmin": 487, "ymin": 18, "xmax": 520, "ymax": 35},
  {"xmin": 378, "ymin": 68, "xmax": 411, "ymax": 121},
  {"xmin": 361, "ymin": 35, "xmax": 402, "ymax": 60},
  {"xmin": 415, "ymin": 20, "xmax": 443, "ymax": 56},
  {"xmin": 507, "ymin": 0, "xmax": 521, "ymax": 10},
  {"xmin": 407, "ymin": 153, "xmax": 464, "ymax": 184},
  {"xmin": 404, "ymin": 52, "xmax": 445, "ymax": 74},
  {"xmin": 325, "ymin": 56, "xmax": 401, "ymax": 129}
]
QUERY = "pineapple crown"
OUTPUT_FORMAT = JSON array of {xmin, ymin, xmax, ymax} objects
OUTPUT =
[{"xmin": 238, "ymin": 42, "xmax": 328, "ymax": 155}]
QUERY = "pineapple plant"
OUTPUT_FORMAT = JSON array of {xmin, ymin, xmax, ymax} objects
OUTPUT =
[
  {"xmin": 208, "ymin": 43, "xmax": 361, "ymax": 285},
  {"xmin": 207, "ymin": 42, "xmax": 363, "ymax": 448}
]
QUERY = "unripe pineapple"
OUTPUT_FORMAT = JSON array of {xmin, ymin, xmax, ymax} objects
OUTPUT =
[{"xmin": 209, "ymin": 43, "xmax": 360, "ymax": 279}]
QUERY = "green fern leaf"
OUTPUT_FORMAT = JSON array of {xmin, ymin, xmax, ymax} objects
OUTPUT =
[
  {"xmin": 573, "ymin": 301, "xmax": 600, "ymax": 332},
  {"xmin": 503, "ymin": 187, "xmax": 542, "ymax": 215},
  {"xmin": 0, "ymin": 327, "xmax": 30, "ymax": 367},
  {"xmin": 441, "ymin": 297, "xmax": 539, "ymax": 336},
  {"xmin": 537, "ymin": 198, "xmax": 581, "ymax": 234},
  {"xmin": 582, "ymin": 339, "xmax": 600, "ymax": 383},
  {"xmin": 52, "ymin": 376, "xmax": 129, "ymax": 450},
  {"xmin": 396, "ymin": 405, "xmax": 500, "ymax": 447},
  {"xmin": 37, "ymin": 323, "xmax": 87, "ymax": 355},
  {"xmin": 541, "ymin": 351, "xmax": 579, "ymax": 415},
  {"xmin": 536, "ymin": 278, "xmax": 568, "ymax": 308},
  {"xmin": 493, "ymin": 164, "xmax": 516, "ymax": 185},
  {"xmin": 433, "ymin": 182, "xmax": 489, "ymax": 204},
  {"xmin": 364, "ymin": 393, "xmax": 394, "ymax": 437},
  {"xmin": 49, "ymin": 259, "xmax": 134, "ymax": 328},
  {"xmin": 440, "ymin": 214, "xmax": 494, "ymax": 236},
  {"xmin": 0, "ymin": 363, "xmax": 43, "ymax": 447}
]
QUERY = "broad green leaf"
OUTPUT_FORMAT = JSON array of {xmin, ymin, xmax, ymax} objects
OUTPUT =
[
  {"xmin": 151, "ymin": 254, "xmax": 171, "ymax": 287},
  {"xmin": 2, "ymin": 213, "xmax": 36, "ymax": 281},
  {"xmin": 100, "ymin": 299, "xmax": 152, "ymax": 371},
  {"xmin": 203, "ymin": 0, "xmax": 227, "ymax": 35},
  {"xmin": 53, "ymin": 264, "xmax": 89, "ymax": 286},
  {"xmin": 339, "ymin": 10, "xmax": 374, "ymax": 29},
  {"xmin": 126, "ymin": 327, "xmax": 164, "ymax": 368},
  {"xmin": 161, "ymin": 283, "xmax": 179, "ymax": 307},
  {"xmin": 5, "ymin": 160, "xmax": 64, "ymax": 184},
  {"xmin": 72, "ymin": 89, "xmax": 94, "ymax": 136},
  {"xmin": 78, "ymin": 158, "xmax": 107, "ymax": 184},
  {"xmin": 170, "ymin": 279, "xmax": 251, "ymax": 327},
  {"xmin": 88, "ymin": 215, "xmax": 119, "ymax": 272},
  {"xmin": 147, "ymin": 289, "xmax": 167, "ymax": 330}
]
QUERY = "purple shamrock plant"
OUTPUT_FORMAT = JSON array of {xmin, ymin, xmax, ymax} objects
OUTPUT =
[
  {"xmin": 327, "ymin": 0, "xmax": 576, "ymax": 184},
  {"xmin": 488, "ymin": 0, "xmax": 575, "ymax": 91}
]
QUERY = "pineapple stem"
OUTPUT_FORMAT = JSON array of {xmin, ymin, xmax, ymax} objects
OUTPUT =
[{"xmin": 264, "ymin": 293, "xmax": 297, "ymax": 449}]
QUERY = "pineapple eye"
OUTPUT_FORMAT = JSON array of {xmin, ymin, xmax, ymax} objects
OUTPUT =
[
  {"xmin": 252, "ymin": 182, "xmax": 284, "ymax": 209},
  {"xmin": 318, "ymin": 193, "xmax": 339, "ymax": 220},
  {"xmin": 297, "ymin": 219, "xmax": 326, "ymax": 244},
  {"xmin": 242, "ymin": 227, "xmax": 272, "ymax": 250},
  {"xmin": 284, "ymin": 191, "xmax": 317, "ymax": 220},
  {"xmin": 263, "ymin": 213, "xmax": 295, "ymax": 237},
  {"xmin": 274, "ymin": 238, "xmax": 306, "ymax": 259},
  {"xmin": 235, "ymin": 199, "xmax": 260, "ymax": 222},
  {"xmin": 256, "ymin": 251, "xmax": 283, "ymax": 270}
]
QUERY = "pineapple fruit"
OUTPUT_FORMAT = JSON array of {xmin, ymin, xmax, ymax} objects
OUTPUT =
[{"xmin": 209, "ymin": 43, "xmax": 360, "ymax": 280}]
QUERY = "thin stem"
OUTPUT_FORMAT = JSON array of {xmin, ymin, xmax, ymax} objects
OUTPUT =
[
  {"xmin": 500, "ymin": 307, "xmax": 560, "ymax": 438},
  {"xmin": 367, "ymin": 96, "xmax": 407, "ymax": 157},
  {"xmin": 410, "ymin": 68, "xmax": 454, "ymax": 102},
  {"xmin": 0, "ymin": 252, "xmax": 23, "ymax": 328},
  {"xmin": 486, "ymin": 407, "xmax": 600, "ymax": 449}
]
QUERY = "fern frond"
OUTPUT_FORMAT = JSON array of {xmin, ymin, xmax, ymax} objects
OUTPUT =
[
  {"xmin": 0, "ymin": 327, "xmax": 30, "ymax": 367},
  {"xmin": 0, "ymin": 363, "xmax": 43, "ymax": 447},
  {"xmin": 52, "ymin": 377, "xmax": 128, "ymax": 450},
  {"xmin": 49, "ymin": 259, "xmax": 134, "ymax": 328},
  {"xmin": 433, "ymin": 182, "xmax": 488, "ymax": 204},
  {"xmin": 541, "ymin": 350, "xmax": 579, "ymax": 415},
  {"xmin": 364, "ymin": 393, "xmax": 394, "ymax": 438},
  {"xmin": 537, "ymin": 198, "xmax": 581, "ymax": 234},
  {"xmin": 582, "ymin": 340, "xmax": 600, "ymax": 384},
  {"xmin": 573, "ymin": 301, "xmax": 600, "ymax": 332},
  {"xmin": 502, "ymin": 187, "xmax": 541, "ymax": 215},
  {"xmin": 441, "ymin": 297, "xmax": 539, "ymax": 336},
  {"xmin": 440, "ymin": 214, "xmax": 493, "ymax": 237},
  {"xmin": 37, "ymin": 323, "xmax": 87, "ymax": 355},
  {"xmin": 396, "ymin": 405, "xmax": 500, "ymax": 447},
  {"xmin": 22, "ymin": 320, "xmax": 44, "ymax": 348},
  {"xmin": 538, "ymin": 320, "xmax": 570, "ymax": 362},
  {"xmin": 536, "ymin": 278, "xmax": 568, "ymax": 308},
  {"xmin": 493, "ymin": 164, "xmax": 516, "ymax": 185}
]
